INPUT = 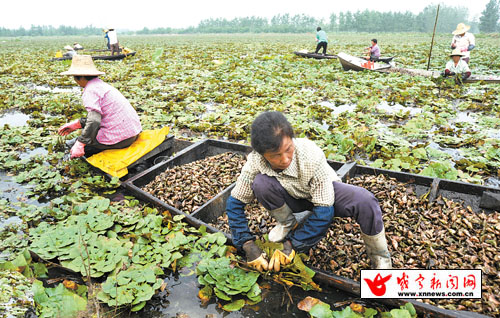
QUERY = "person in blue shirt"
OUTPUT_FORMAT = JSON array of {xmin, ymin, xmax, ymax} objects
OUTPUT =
[
  {"xmin": 314, "ymin": 27, "xmax": 328, "ymax": 55},
  {"xmin": 103, "ymin": 29, "xmax": 110, "ymax": 50}
]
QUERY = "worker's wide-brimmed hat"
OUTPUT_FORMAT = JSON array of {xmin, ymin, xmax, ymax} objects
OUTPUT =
[
  {"xmin": 64, "ymin": 45, "xmax": 74, "ymax": 51},
  {"xmin": 60, "ymin": 55, "xmax": 105, "ymax": 76},
  {"xmin": 452, "ymin": 23, "xmax": 470, "ymax": 35},
  {"xmin": 450, "ymin": 48, "xmax": 464, "ymax": 57},
  {"xmin": 102, "ymin": 28, "xmax": 109, "ymax": 33}
]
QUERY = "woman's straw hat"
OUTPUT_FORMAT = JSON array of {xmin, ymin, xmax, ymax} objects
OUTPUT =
[
  {"xmin": 60, "ymin": 55, "xmax": 105, "ymax": 76},
  {"xmin": 450, "ymin": 48, "xmax": 464, "ymax": 57},
  {"xmin": 452, "ymin": 23, "xmax": 470, "ymax": 35}
]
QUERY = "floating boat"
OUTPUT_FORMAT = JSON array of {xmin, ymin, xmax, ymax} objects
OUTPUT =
[
  {"xmin": 337, "ymin": 53, "xmax": 500, "ymax": 83},
  {"xmin": 121, "ymin": 138, "xmax": 496, "ymax": 318},
  {"xmin": 294, "ymin": 51, "xmax": 337, "ymax": 60},
  {"xmin": 337, "ymin": 52, "xmax": 392, "ymax": 71},
  {"xmin": 357, "ymin": 56, "xmax": 395, "ymax": 64},
  {"xmin": 50, "ymin": 51, "xmax": 136, "ymax": 61},
  {"xmin": 83, "ymin": 48, "xmax": 111, "ymax": 53}
]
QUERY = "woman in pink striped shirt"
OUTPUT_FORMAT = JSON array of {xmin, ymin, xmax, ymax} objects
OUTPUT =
[{"xmin": 57, "ymin": 55, "xmax": 142, "ymax": 158}]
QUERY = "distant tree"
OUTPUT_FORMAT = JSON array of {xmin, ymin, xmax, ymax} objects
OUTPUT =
[
  {"xmin": 479, "ymin": 0, "xmax": 500, "ymax": 33},
  {"xmin": 329, "ymin": 13, "xmax": 337, "ymax": 31},
  {"xmin": 416, "ymin": 5, "xmax": 469, "ymax": 33}
]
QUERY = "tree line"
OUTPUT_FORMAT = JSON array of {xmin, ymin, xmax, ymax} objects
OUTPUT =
[
  {"xmin": 0, "ymin": 25, "xmax": 102, "ymax": 37},
  {"xmin": 1, "ymin": 3, "xmax": 499, "ymax": 37}
]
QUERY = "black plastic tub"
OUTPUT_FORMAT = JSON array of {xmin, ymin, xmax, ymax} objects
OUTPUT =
[
  {"xmin": 122, "ymin": 139, "xmax": 253, "ymax": 218},
  {"xmin": 341, "ymin": 163, "xmax": 500, "ymax": 213}
]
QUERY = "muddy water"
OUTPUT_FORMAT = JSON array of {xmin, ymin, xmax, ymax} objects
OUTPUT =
[
  {"xmin": 0, "ymin": 171, "xmax": 47, "ymax": 207},
  {"xmin": 0, "ymin": 110, "xmax": 30, "ymax": 127},
  {"xmin": 19, "ymin": 147, "xmax": 49, "ymax": 160},
  {"xmin": 131, "ymin": 268, "xmax": 355, "ymax": 318}
]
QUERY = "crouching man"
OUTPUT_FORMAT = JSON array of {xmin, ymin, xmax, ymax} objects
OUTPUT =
[{"xmin": 226, "ymin": 111, "xmax": 391, "ymax": 272}]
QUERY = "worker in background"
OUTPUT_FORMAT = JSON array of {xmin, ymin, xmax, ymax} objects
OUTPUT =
[
  {"xmin": 103, "ymin": 29, "xmax": 110, "ymax": 50},
  {"xmin": 451, "ymin": 23, "xmax": 475, "ymax": 64},
  {"xmin": 73, "ymin": 42, "xmax": 84, "ymax": 50},
  {"xmin": 57, "ymin": 55, "xmax": 142, "ymax": 158},
  {"xmin": 314, "ymin": 27, "xmax": 328, "ymax": 55},
  {"xmin": 365, "ymin": 39, "xmax": 381, "ymax": 61},
  {"xmin": 63, "ymin": 45, "xmax": 77, "ymax": 58},
  {"xmin": 107, "ymin": 28, "xmax": 120, "ymax": 55},
  {"xmin": 226, "ymin": 111, "xmax": 392, "ymax": 272},
  {"xmin": 443, "ymin": 49, "xmax": 471, "ymax": 82}
]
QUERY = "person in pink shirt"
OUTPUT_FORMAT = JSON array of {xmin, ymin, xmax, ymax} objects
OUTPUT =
[
  {"xmin": 365, "ymin": 39, "xmax": 381, "ymax": 61},
  {"xmin": 57, "ymin": 55, "xmax": 142, "ymax": 159}
]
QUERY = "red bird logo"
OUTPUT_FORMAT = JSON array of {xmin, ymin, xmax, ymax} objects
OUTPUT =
[{"xmin": 364, "ymin": 273, "xmax": 392, "ymax": 296}]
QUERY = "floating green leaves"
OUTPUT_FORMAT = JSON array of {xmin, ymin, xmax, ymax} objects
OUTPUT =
[
  {"xmin": 297, "ymin": 297, "xmax": 416, "ymax": 318},
  {"xmin": 0, "ymin": 270, "xmax": 33, "ymax": 318},
  {"xmin": 196, "ymin": 256, "xmax": 261, "ymax": 310},
  {"xmin": 97, "ymin": 264, "xmax": 164, "ymax": 311},
  {"xmin": 32, "ymin": 280, "xmax": 87, "ymax": 318},
  {"xmin": 420, "ymin": 161, "xmax": 459, "ymax": 180}
]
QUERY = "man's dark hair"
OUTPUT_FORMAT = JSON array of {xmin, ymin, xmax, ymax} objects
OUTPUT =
[
  {"xmin": 74, "ymin": 75, "xmax": 98, "ymax": 81},
  {"xmin": 371, "ymin": 38, "xmax": 377, "ymax": 44},
  {"xmin": 317, "ymin": 27, "xmax": 321, "ymax": 31},
  {"xmin": 251, "ymin": 111, "xmax": 294, "ymax": 154}
]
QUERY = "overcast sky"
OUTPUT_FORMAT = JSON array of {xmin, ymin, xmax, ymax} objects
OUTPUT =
[{"xmin": 1, "ymin": 0, "xmax": 489, "ymax": 30}]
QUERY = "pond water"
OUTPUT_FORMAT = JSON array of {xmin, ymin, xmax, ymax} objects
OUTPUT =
[
  {"xmin": 0, "ymin": 215, "xmax": 22, "ymax": 231},
  {"xmin": 376, "ymin": 101, "xmax": 422, "ymax": 116},
  {"xmin": 0, "ymin": 171, "xmax": 47, "ymax": 207},
  {"xmin": 427, "ymin": 142, "xmax": 464, "ymax": 161},
  {"xmin": 27, "ymin": 84, "xmax": 81, "ymax": 94},
  {"xmin": 0, "ymin": 110, "xmax": 30, "ymax": 127},
  {"xmin": 485, "ymin": 177, "xmax": 500, "ymax": 188},
  {"xmin": 203, "ymin": 102, "xmax": 217, "ymax": 116},
  {"xmin": 19, "ymin": 147, "xmax": 49, "ymax": 160},
  {"xmin": 319, "ymin": 101, "xmax": 356, "ymax": 116},
  {"xmin": 130, "ymin": 267, "xmax": 356, "ymax": 318},
  {"xmin": 454, "ymin": 111, "xmax": 476, "ymax": 125}
]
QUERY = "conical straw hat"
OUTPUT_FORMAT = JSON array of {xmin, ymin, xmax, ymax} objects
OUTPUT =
[
  {"xmin": 450, "ymin": 48, "xmax": 464, "ymax": 57},
  {"xmin": 452, "ymin": 23, "xmax": 470, "ymax": 35},
  {"xmin": 60, "ymin": 55, "xmax": 105, "ymax": 76}
]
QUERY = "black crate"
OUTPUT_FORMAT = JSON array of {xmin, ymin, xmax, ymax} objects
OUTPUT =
[
  {"xmin": 340, "ymin": 163, "xmax": 500, "ymax": 213},
  {"xmin": 122, "ymin": 139, "xmax": 253, "ymax": 218}
]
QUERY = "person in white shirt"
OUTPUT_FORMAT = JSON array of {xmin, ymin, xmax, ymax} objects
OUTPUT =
[
  {"xmin": 443, "ymin": 49, "xmax": 471, "ymax": 83},
  {"xmin": 451, "ymin": 23, "xmax": 475, "ymax": 64},
  {"xmin": 63, "ymin": 45, "xmax": 77, "ymax": 58},
  {"xmin": 107, "ymin": 29, "xmax": 120, "ymax": 55}
]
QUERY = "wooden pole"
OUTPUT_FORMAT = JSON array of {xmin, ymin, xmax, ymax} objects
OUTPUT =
[{"xmin": 427, "ymin": 4, "xmax": 440, "ymax": 70}]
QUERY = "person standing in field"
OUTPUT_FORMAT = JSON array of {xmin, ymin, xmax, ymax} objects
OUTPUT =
[
  {"xmin": 365, "ymin": 39, "xmax": 381, "ymax": 61},
  {"xmin": 107, "ymin": 29, "xmax": 120, "ymax": 55},
  {"xmin": 103, "ymin": 29, "xmax": 111, "ymax": 50},
  {"xmin": 314, "ymin": 27, "xmax": 328, "ymax": 55},
  {"xmin": 451, "ymin": 23, "xmax": 475, "ymax": 64}
]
